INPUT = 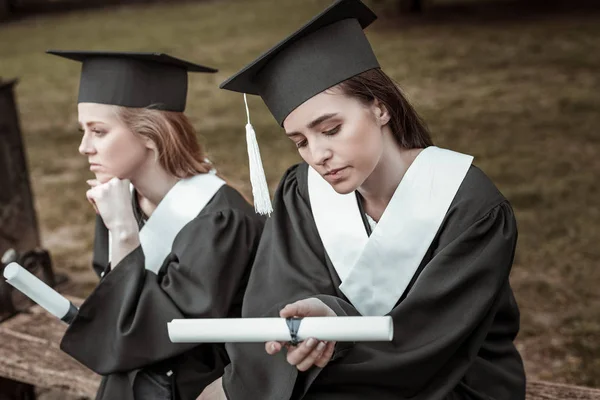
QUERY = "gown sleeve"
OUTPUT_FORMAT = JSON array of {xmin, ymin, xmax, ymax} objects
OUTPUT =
[{"xmin": 60, "ymin": 208, "xmax": 263, "ymax": 375}]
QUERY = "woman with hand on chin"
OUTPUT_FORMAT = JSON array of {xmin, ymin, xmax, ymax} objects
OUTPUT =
[
  {"xmin": 209, "ymin": 0, "xmax": 527, "ymax": 399},
  {"xmin": 48, "ymin": 50, "xmax": 265, "ymax": 400}
]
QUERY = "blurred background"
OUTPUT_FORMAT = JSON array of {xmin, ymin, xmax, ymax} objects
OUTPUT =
[{"xmin": 1, "ymin": 0, "xmax": 599, "ymax": 391}]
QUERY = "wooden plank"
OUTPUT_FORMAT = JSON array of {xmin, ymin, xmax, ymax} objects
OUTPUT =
[
  {"xmin": 0, "ymin": 297, "xmax": 100, "ymax": 398},
  {"xmin": 527, "ymin": 380, "xmax": 600, "ymax": 400}
]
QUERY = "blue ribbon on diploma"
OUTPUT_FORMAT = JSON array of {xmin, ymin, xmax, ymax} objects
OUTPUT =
[{"xmin": 286, "ymin": 317, "xmax": 302, "ymax": 346}]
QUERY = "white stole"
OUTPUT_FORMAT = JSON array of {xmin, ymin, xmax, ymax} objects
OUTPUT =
[
  {"xmin": 307, "ymin": 146, "xmax": 473, "ymax": 315},
  {"xmin": 108, "ymin": 173, "xmax": 225, "ymax": 274}
]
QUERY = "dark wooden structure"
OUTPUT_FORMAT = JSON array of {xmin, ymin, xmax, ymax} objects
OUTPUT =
[
  {"xmin": 0, "ymin": 78, "xmax": 74, "ymax": 398},
  {"xmin": 0, "ymin": 79, "xmax": 39, "ymax": 265},
  {"xmin": 0, "ymin": 79, "xmax": 69, "ymax": 322}
]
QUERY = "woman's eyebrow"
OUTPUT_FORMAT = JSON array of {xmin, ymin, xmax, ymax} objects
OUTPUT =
[
  {"xmin": 78, "ymin": 121, "xmax": 105, "ymax": 128},
  {"xmin": 286, "ymin": 113, "xmax": 338, "ymax": 136},
  {"xmin": 308, "ymin": 113, "xmax": 338, "ymax": 130}
]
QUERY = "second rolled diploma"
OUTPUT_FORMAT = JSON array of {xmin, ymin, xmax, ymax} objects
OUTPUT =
[
  {"xmin": 168, "ymin": 316, "xmax": 394, "ymax": 344},
  {"xmin": 2, "ymin": 262, "xmax": 78, "ymax": 324}
]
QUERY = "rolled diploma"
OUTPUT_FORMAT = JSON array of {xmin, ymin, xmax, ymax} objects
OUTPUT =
[
  {"xmin": 3, "ymin": 262, "xmax": 75, "ymax": 321},
  {"xmin": 168, "ymin": 316, "xmax": 393, "ymax": 343}
]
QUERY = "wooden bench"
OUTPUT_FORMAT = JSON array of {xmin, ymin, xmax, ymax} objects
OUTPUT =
[
  {"xmin": 0, "ymin": 301, "xmax": 599, "ymax": 399},
  {"xmin": 527, "ymin": 380, "xmax": 600, "ymax": 400},
  {"xmin": 0, "ymin": 297, "xmax": 100, "ymax": 398}
]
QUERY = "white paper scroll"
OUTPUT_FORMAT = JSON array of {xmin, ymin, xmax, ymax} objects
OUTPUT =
[
  {"xmin": 2, "ymin": 262, "xmax": 77, "ymax": 322},
  {"xmin": 168, "ymin": 316, "xmax": 393, "ymax": 343}
]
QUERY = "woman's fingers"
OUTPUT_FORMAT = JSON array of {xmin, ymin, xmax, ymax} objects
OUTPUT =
[
  {"xmin": 265, "ymin": 341, "xmax": 285, "ymax": 355},
  {"xmin": 273, "ymin": 298, "xmax": 339, "ymax": 370},
  {"xmin": 286, "ymin": 338, "xmax": 325, "ymax": 370},
  {"xmin": 267, "ymin": 336, "xmax": 334, "ymax": 370},
  {"xmin": 279, "ymin": 298, "xmax": 336, "ymax": 318},
  {"xmin": 279, "ymin": 302, "xmax": 305, "ymax": 318},
  {"xmin": 314, "ymin": 340, "xmax": 335, "ymax": 368},
  {"xmin": 280, "ymin": 299, "xmax": 321, "ymax": 317},
  {"xmin": 84, "ymin": 177, "xmax": 136, "ymax": 230},
  {"xmin": 85, "ymin": 189, "xmax": 99, "ymax": 214},
  {"xmin": 293, "ymin": 339, "xmax": 329, "ymax": 371},
  {"xmin": 86, "ymin": 179, "xmax": 101, "ymax": 188}
]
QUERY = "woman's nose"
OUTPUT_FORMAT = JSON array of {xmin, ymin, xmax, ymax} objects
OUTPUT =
[
  {"xmin": 78, "ymin": 133, "xmax": 95, "ymax": 156},
  {"xmin": 311, "ymin": 142, "xmax": 332, "ymax": 166}
]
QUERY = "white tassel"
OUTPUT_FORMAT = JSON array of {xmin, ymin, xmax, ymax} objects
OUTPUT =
[{"xmin": 244, "ymin": 94, "xmax": 273, "ymax": 216}]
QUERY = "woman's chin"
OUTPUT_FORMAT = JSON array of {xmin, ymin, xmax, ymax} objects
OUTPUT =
[
  {"xmin": 329, "ymin": 179, "xmax": 358, "ymax": 195},
  {"xmin": 94, "ymin": 172, "xmax": 115, "ymax": 184}
]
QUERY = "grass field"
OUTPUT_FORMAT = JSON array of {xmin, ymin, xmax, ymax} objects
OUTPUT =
[{"xmin": 1, "ymin": 0, "xmax": 599, "ymax": 387}]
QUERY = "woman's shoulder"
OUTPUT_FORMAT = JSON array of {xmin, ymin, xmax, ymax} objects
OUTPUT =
[
  {"xmin": 272, "ymin": 162, "xmax": 312, "ymax": 207},
  {"xmin": 461, "ymin": 165, "xmax": 506, "ymax": 202},
  {"xmin": 278, "ymin": 162, "xmax": 309, "ymax": 188},
  {"xmin": 450, "ymin": 164, "xmax": 513, "ymax": 225},
  {"xmin": 209, "ymin": 184, "xmax": 255, "ymax": 211}
]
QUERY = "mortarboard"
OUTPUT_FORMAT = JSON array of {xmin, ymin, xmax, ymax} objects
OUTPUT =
[
  {"xmin": 47, "ymin": 50, "xmax": 217, "ymax": 112},
  {"xmin": 219, "ymin": 0, "xmax": 380, "ymax": 216},
  {"xmin": 220, "ymin": 0, "xmax": 379, "ymax": 126}
]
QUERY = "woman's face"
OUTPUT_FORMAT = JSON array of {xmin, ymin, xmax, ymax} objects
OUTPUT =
[
  {"xmin": 78, "ymin": 103, "xmax": 152, "ymax": 183},
  {"xmin": 283, "ymin": 90, "xmax": 388, "ymax": 194}
]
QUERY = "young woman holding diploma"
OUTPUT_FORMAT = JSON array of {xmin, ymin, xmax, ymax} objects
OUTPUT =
[
  {"xmin": 211, "ymin": 0, "xmax": 527, "ymax": 399},
  {"xmin": 47, "ymin": 50, "xmax": 265, "ymax": 400}
]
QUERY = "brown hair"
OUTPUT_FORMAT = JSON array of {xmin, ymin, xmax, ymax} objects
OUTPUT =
[
  {"xmin": 335, "ymin": 68, "xmax": 433, "ymax": 149},
  {"xmin": 114, "ymin": 107, "xmax": 211, "ymax": 178}
]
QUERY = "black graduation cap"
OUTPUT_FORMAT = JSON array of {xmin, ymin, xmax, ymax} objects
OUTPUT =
[
  {"xmin": 219, "ymin": 0, "xmax": 379, "ymax": 126},
  {"xmin": 47, "ymin": 50, "xmax": 218, "ymax": 112}
]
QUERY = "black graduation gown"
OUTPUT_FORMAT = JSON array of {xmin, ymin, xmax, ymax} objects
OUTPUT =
[
  {"xmin": 60, "ymin": 185, "xmax": 265, "ymax": 400},
  {"xmin": 223, "ymin": 163, "xmax": 526, "ymax": 400}
]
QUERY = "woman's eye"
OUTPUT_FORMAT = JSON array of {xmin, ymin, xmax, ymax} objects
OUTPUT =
[
  {"xmin": 296, "ymin": 140, "xmax": 307, "ymax": 149},
  {"xmin": 323, "ymin": 125, "xmax": 341, "ymax": 136},
  {"xmin": 92, "ymin": 129, "xmax": 106, "ymax": 137}
]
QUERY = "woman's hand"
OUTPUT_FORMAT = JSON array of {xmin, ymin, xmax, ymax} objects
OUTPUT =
[
  {"xmin": 86, "ymin": 177, "xmax": 137, "ymax": 233},
  {"xmin": 265, "ymin": 298, "xmax": 337, "ymax": 371},
  {"xmin": 85, "ymin": 179, "xmax": 101, "ymax": 214},
  {"xmin": 197, "ymin": 377, "xmax": 227, "ymax": 400},
  {"xmin": 86, "ymin": 177, "xmax": 139, "ymax": 266}
]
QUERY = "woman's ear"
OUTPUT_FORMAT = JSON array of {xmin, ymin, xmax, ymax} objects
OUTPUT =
[
  {"xmin": 144, "ymin": 137, "xmax": 157, "ymax": 151},
  {"xmin": 372, "ymin": 99, "xmax": 391, "ymax": 126},
  {"xmin": 143, "ymin": 137, "xmax": 161, "ymax": 162}
]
